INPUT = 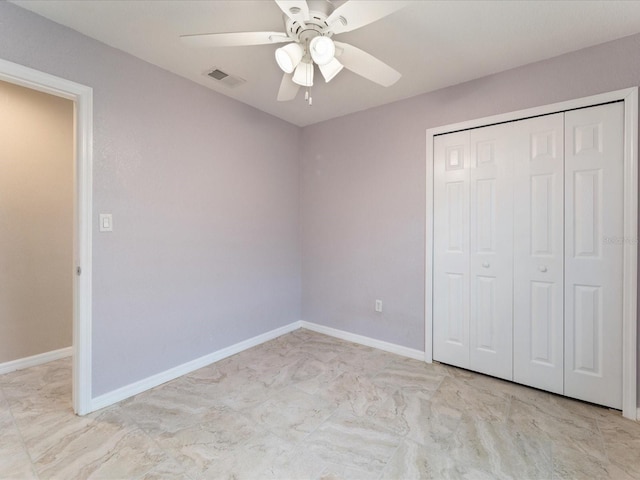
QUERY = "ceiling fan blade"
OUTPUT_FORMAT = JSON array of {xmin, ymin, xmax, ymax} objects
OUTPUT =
[
  {"xmin": 180, "ymin": 31, "xmax": 290, "ymax": 47},
  {"xmin": 326, "ymin": 1, "xmax": 410, "ymax": 34},
  {"xmin": 334, "ymin": 41, "xmax": 401, "ymax": 87},
  {"xmin": 277, "ymin": 73, "xmax": 301, "ymax": 101},
  {"xmin": 274, "ymin": 0, "xmax": 310, "ymax": 23}
]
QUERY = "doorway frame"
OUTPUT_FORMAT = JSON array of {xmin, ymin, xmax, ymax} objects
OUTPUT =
[
  {"xmin": 0, "ymin": 58, "xmax": 93, "ymax": 415},
  {"xmin": 425, "ymin": 87, "xmax": 638, "ymax": 420}
]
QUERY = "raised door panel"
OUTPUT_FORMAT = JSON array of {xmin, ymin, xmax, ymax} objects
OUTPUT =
[
  {"xmin": 572, "ymin": 285, "xmax": 602, "ymax": 374},
  {"xmin": 564, "ymin": 103, "xmax": 624, "ymax": 409},
  {"xmin": 573, "ymin": 170, "xmax": 601, "ymax": 257},
  {"xmin": 530, "ymin": 281, "xmax": 555, "ymax": 364},
  {"xmin": 468, "ymin": 123, "xmax": 513, "ymax": 381},
  {"xmin": 446, "ymin": 182, "xmax": 465, "ymax": 252},
  {"xmin": 433, "ymin": 131, "xmax": 470, "ymax": 369},
  {"xmin": 512, "ymin": 113, "xmax": 564, "ymax": 394}
]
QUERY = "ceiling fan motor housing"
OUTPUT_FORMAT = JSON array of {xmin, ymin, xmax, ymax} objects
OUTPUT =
[{"xmin": 284, "ymin": 0, "xmax": 337, "ymax": 46}]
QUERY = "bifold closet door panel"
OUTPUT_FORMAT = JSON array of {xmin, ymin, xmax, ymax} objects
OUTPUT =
[
  {"xmin": 564, "ymin": 103, "xmax": 624, "ymax": 409},
  {"xmin": 433, "ymin": 131, "xmax": 471, "ymax": 369},
  {"xmin": 512, "ymin": 113, "xmax": 565, "ymax": 394},
  {"xmin": 468, "ymin": 124, "xmax": 513, "ymax": 381}
]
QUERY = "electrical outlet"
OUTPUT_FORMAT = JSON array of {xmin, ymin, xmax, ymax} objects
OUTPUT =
[{"xmin": 375, "ymin": 299, "xmax": 383, "ymax": 313}]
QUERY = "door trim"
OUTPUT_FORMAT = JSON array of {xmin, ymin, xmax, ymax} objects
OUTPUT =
[
  {"xmin": 0, "ymin": 58, "xmax": 93, "ymax": 415},
  {"xmin": 425, "ymin": 88, "xmax": 638, "ymax": 420}
]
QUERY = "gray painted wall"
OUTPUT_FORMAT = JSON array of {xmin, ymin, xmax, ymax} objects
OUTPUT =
[
  {"xmin": 0, "ymin": 2, "xmax": 301, "ymax": 396},
  {"xmin": 300, "ymin": 33, "xmax": 640, "ymax": 404},
  {"xmin": 0, "ymin": 80, "xmax": 73, "ymax": 363}
]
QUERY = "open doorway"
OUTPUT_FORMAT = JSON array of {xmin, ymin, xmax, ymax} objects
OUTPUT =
[
  {"xmin": 0, "ymin": 79, "xmax": 73, "ymax": 365},
  {"xmin": 0, "ymin": 58, "xmax": 93, "ymax": 415}
]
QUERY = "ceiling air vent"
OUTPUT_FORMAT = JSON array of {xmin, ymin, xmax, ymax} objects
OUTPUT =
[{"xmin": 205, "ymin": 67, "xmax": 246, "ymax": 89}]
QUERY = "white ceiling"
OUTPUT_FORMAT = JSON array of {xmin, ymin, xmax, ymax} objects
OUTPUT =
[{"xmin": 11, "ymin": 0, "xmax": 640, "ymax": 126}]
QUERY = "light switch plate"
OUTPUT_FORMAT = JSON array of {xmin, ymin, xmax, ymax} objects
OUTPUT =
[
  {"xmin": 99, "ymin": 214, "xmax": 113, "ymax": 232},
  {"xmin": 375, "ymin": 299, "xmax": 383, "ymax": 313}
]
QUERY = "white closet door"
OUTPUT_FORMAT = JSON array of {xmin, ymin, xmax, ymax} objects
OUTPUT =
[
  {"xmin": 468, "ymin": 124, "xmax": 513, "ymax": 380},
  {"xmin": 564, "ymin": 103, "xmax": 624, "ymax": 409},
  {"xmin": 433, "ymin": 131, "xmax": 470, "ymax": 369},
  {"xmin": 512, "ymin": 113, "xmax": 565, "ymax": 394}
]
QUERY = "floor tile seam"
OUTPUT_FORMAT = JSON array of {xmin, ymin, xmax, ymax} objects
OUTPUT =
[
  {"xmin": 329, "ymin": 400, "xmax": 409, "ymax": 442},
  {"xmin": 286, "ymin": 329, "xmax": 314, "ymax": 341},
  {"xmin": 229, "ymin": 378, "xmax": 299, "ymax": 414},
  {"xmin": 64, "ymin": 435, "xmax": 136, "ymax": 479},
  {"xmin": 116, "ymin": 404, "xmax": 192, "ymax": 479},
  {"xmin": 430, "ymin": 373, "xmax": 449, "ymax": 399},
  {"xmin": 553, "ymin": 398, "xmax": 615, "ymax": 424},
  {"xmin": 291, "ymin": 401, "xmax": 342, "ymax": 445},
  {"xmin": 291, "ymin": 382, "xmax": 319, "ymax": 397},
  {"xmin": 330, "ymin": 359, "xmax": 372, "ymax": 378},
  {"xmin": 0, "ymin": 382, "xmax": 7, "ymax": 409},
  {"xmin": 374, "ymin": 439, "xmax": 403, "ymax": 480},
  {"xmin": 237, "ymin": 372, "xmax": 343, "ymax": 445},
  {"xmin": 129, "ymin": 454, "xmax": 195, "ymax": 480},
  {"xmin": 298, "ymin": 367, "xmax": 345, "ymax": 392},
  {"xmin": 549, "ymin": 440, "xmax": 612, "ymax": 476},
  {"xmin": 140, "ymin": 412, "xmax": 264, "ymax": 480},
  {"xmin": 220, "ymin": 385, "xmax": 314, "ymax": 453},
  {"xmin": 257, "ymin": 346, "xmax": 352, "ymax": 392},
  {"xmin": 283, "ymin": 380, "xmax": 342, "ymax": 412},
  {"xmin": 2, "ymin": 384, "xmax": 41, "ymax": 479},
  {"xmin": 210, "ymin": 414, "xmax": 289, "ymax": 460},
  {"xmin": 293, "ymin": 330, "xmax": 319, "ymax": 346},
  {"xmin": 16, "ymin": 412, "xmax": 105, "ymax": 463},
  {"xmin": 365, "ymin": 409, "xmax": 414, "ymax": 442},
  {"xmin": 593, "ymin": 416, "xmax": 615, "ymax": 466},
  {"xmin": 254, "ymin": 422, "xmax": 303, "ymax": 447},
  {"xmin": 368, "ymin": 377, "xmax": 437, "ymax": 404},
  {"xmin": 316, "ymin": 463, "xmax": 361, "ymax": 480},
  {"xmin": 503, "ymin": 395, "xmax": 513, "ymax": 423},
  {"xmin": 457, "ymin": 379, "xmax": 513, "ymax": 402},
  {"xmin": 441, "ymin": 406, "xmax": 470, "ymax": 453},
  {"xmin": 368, "ymin": 355, "xmax": 399, "ymax": 378},
  {"xmin": 503, "ymin": 403, "xmax": 554, "ymax": 454},
  {"xmin": 409, "ymin": 425, "xmax": 458, "ymax": 451},
  {"xmin": 300, "ymin": 402, "xmax": 348, "ymax": 440},
  {"xmin": 254, "ymin": 361, "xmax": 331, "ymax": 389},
  {"xmin": 368, "ymin": 382, "xmax": 396, "ymax": 410},
  {"xmin": 130, "ymin": 462, "xmax": 162, "ymax": 480},
  {"xmin": 225, "ymin": 393, "xmax": 280, "ymax": 430}
]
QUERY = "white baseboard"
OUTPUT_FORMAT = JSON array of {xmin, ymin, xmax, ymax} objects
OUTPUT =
[
  {"xmin": 91, "ymin": 320, "xmax": 427, "ymax": 413},
  {"xmin": 90, "ymin": 322, "xmax": 300, "ymax": 412},
  {"xmin": 299, "ymin": 321, "xmax": 425, "ymax": 361},
  {"xmin": 0, "ymin": 347, "xmax": 72, "ymax": 375}
]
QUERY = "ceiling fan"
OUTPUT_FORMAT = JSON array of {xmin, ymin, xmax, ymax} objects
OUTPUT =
[{"xmin": 180, "ymin": 0, "xmax": 408, "ymax": 102}]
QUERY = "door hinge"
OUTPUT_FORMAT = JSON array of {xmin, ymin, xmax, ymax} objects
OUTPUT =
[{"xmin": 76, "ymin": 266, "xmax": 82, "ymax": 276}]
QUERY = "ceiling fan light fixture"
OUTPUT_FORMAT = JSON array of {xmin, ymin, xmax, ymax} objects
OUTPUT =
[
  {"xmin": 292, "ymin": 61, "xmax": 314, "ymax": 87},
  {"xmin": 275, "ymin": 42, "xmax": 303, "ymax": 74},
  {"xmin": 309, "ymin": 36, "xmax": 336, "ymax": 66},
  {"xmin": 319, "ymin": 57, "xmax": 344, "ymax": 83}
]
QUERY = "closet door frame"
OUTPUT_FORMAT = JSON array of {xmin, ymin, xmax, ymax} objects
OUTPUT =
[{"xmin": 425, "ymin": 87, "xmax": 638, "ymax": 420}]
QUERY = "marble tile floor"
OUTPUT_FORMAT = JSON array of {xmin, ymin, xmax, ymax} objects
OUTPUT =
[{"xmin": 1, "ymin": 328, "xmax": 639, "ymax": 480}]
